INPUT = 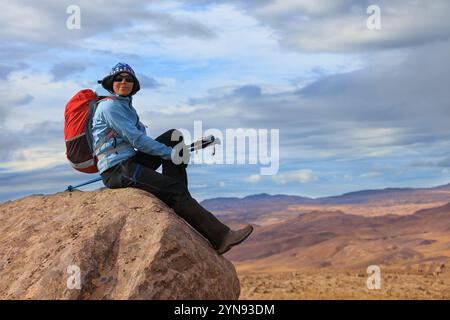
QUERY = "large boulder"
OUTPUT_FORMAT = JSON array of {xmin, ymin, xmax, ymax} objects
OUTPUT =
[{"xmin": 0, "ymin": 188, "xmax": 240, "ymax": 299}]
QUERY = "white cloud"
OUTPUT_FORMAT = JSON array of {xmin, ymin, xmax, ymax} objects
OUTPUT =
[
  {"xmin": 0, "ymin": 2, "xmax": 55, "ymax": 43},
  {"xmin": 350, "ymin": 128, "xmax": 401, "ymax": 147},
  {"xmin": 271, "ymin": 169, "xmax": 317, "ymax": 184},
  {"xmin": 236, "ymin": 0, "xmax": 450, "ymax": 52},
  {"xmin": 152, "ymin": 104, "xmax": 210, "ymax": 115},
  {"xmin": 0, "ymin": 145, "xmax": 66, "ymax": 172},
  {"xmin": 190, "ymin": 183, "xmax": 209, "ymax": 188},
  {"xmin": 359, "ymin": 171, "xmax": 383, "ymax": 179},
  {"xmin": 4, "ymin": 71, "xmax": 81, "ymax": 129},
  {"xmin": 83, "ymin": 3, "xmax": 276, "ymax": 61},
  {"xmin": 0, "ymin": 0, "xmax": 215, "ymax": 47},
  {"xmin": 246, "ymin": 174, "xmax": 261, "ymax": 183}
]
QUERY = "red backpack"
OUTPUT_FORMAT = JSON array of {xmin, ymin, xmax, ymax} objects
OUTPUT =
[{"xmin": 64, "ymin": 89, "xmax": 114, "ymax": 173}]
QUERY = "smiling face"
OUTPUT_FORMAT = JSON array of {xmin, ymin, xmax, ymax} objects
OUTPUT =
[{"xmin": 112, "ymin": 72, "xmax": 134, "ymax": 96}]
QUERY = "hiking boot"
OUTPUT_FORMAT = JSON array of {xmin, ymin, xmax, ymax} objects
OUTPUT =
[{"xmin": 216, "ymin": 224, "xmax": 254, "ymax": 255}]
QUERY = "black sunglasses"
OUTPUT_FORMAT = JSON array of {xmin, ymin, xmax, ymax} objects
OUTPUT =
[{"xmin": 113, "ymin": 75, "xmax": 134, "ymax": 83}]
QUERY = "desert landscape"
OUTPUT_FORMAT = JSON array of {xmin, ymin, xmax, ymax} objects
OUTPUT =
[
  {"xmin": 238, "ymin": 269, "xmax": 450, "ymax": 300},
  {"xmin": 1, "ymin": 184, "xmax": 449, "ymax": 300},
  {"xmin": 202, "ymin": 184, "xmax": 450, "ymax": 299}
]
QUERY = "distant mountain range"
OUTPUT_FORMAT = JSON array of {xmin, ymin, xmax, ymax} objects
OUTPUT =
[
  {"xmin": 201, "ymin": 184, "xmax": 450, "ymax": 210},
  {"xmin": 201, "ymin": 183, "xmax": 450, "ymax": 209},
  {"xmin": 201, "ymin": 183, "xmax": 450, "ymax": 272}
]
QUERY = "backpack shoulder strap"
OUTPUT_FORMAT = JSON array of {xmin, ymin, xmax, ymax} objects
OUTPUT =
[
  {"xmin": 91, "ymin": 96, "xmax": 122, "ymax": 156},
  {"xmin": 96, "ymin": 96, "xmax": 115, "ymax": 104},
  {"xmin": 85, "ymin": 95, "xmax": 116, "ymax": 154}
]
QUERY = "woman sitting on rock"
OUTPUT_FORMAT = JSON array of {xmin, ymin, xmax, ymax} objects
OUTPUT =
[{"xmin": 92, "ymin": 62, "xmax": 253, "ymax": 255}]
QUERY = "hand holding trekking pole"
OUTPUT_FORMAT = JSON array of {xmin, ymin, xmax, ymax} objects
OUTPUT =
[{"xmin": 171, "ymin": 134, "xmax": 221, "ymax": 166}]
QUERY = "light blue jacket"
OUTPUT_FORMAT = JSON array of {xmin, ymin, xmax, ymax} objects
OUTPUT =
[{"xmin": 92, "ymin": 86, "xmax": 172, "ymax": 174}]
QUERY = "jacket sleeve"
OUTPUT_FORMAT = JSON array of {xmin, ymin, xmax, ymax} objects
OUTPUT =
[
  {"xmin": 137, "ymin": 121, "xmax": 147, "ymax": 135},
  {"xmin": 99, "ymin": 101, "xmax": 173, "ymax": 160}
]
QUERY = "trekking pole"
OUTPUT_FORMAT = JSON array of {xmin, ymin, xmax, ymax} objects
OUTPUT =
[
  {"xmin": 189, "ymin": 135, "xmax": 221, "ymax": 154},
  {"xmin": 66, "ymin": 135, "xmax": 221, "ymax": 192},
  {"xmin": 66, "ymin": 176, "xmax": 102, "ymax": 192}
]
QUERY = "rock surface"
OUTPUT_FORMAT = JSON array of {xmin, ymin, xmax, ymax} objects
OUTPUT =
[{"xmin": 0, "ymin": 188, "xmax": 240, "ymax": 299}]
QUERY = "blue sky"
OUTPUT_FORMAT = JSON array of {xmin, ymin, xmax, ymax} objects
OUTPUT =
[{"xmin": 1, "ymin": 0, "xmax": 450, "ymax": 201}]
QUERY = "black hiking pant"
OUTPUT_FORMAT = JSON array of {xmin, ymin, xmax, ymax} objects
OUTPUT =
[{"xmin": 100, "ymin": 129, "xmax": 230, "ymax": 249}]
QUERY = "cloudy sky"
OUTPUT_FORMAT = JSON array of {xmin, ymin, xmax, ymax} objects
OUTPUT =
[{"xmin": 1, "ymin": 0, "xmax": 450, "ymax": 202}]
